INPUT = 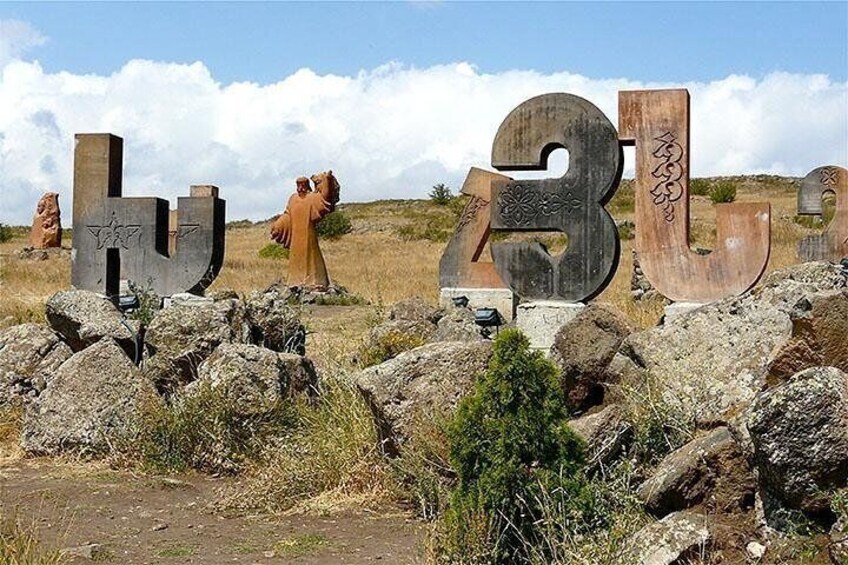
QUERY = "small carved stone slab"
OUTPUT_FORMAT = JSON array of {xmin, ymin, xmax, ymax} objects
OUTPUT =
[{"xmin": 797, "ymin": 165, "xmax": 847, "ymax": 262}]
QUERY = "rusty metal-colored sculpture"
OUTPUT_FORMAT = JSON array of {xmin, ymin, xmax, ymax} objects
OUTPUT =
[
  {"xmin": 270, "ymin": 171, "xmax": 340, "ymax": 289},
  {"xmin": 438, "ymin": 167, "xmax": 510, "ymax": 289},
  {"xmin": 797, "ymin": 166, "xmax": 847, "ymax": 262},
  {"xmin": 619, "ymin": 89, "xmax": 771, "ymax": 303},
  {"xmin": 71, "ymin": 134, "xmax": 226, "ymax": 298},
  {"xmin": 30, "ymin": 192, "xmax": 62, "ymax": 248},
  {"xmin": 489, "ymin": 93, "xmax": 623, "ymax": 301}
]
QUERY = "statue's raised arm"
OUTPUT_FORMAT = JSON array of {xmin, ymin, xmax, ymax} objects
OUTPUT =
[{"xmin": 310, "ymin": 170, "xmax": 340, "ymax": 218}]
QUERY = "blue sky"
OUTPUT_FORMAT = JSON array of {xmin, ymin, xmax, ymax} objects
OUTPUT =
[
  {"xmin": 0, "ymin": 2, "xmax": 846, "ymax": 223},
  {"xmin": 3, "ymin": 2, "xmax": 846, "ymax": 84}
]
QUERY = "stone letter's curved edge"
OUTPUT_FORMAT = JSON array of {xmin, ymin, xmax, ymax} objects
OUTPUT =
[
  {"xmin": 438, "ymin": 167, "xmax": 509, "ymax": 289},
  {"xmin": 639, "ymin": 202, "xmax": 771, "ymax": 303},
  {"xmin": 184, "ymin": 197, "xmax": 226, "ymax": 296}
]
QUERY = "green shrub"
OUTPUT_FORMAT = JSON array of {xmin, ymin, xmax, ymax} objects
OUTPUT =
[
  {"xmin": 258, "ymin": 243, "xmax": 289, "ymax": 260},
  {"xmin": 690, "ymin": 178, "xmax": 710, "ymax": 196},
  {"xmin": 0, "ymin": 224, "xmax": 12, "ymax": 244},
  {"xmin": 395, "ymin": 218, "xmax": 453, "ymax": 243},
  {"xmin": 316, "ymin": 211, "xmax": 352, "ymax": 239},
  {"xmin": 440, "ymin": 329, "xmax": 590, "ymax": 562},
  {"xmin": 709, "ymin": 180, "xmax": 737, "ymax": 204},
  {"xmin": 429, "ymin": 184, "xmax": 454, "ymax": 206}
]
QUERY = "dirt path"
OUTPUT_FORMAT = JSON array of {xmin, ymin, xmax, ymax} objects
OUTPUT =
[{"xmin": 1, "ymin": 459, "xmax": 424, "ymax": 564}]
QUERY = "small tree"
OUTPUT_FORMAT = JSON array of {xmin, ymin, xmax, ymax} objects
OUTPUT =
[
  {"xmin": 709, "ymin": 180, "xmax": 737, "ymax": 204},
  {"xmin": 316, "ymin": 211, "xmax": 352, "ymax": 239},
  {"xmin": 444, "ymin": 329, "xmax": 589, "ymax": 562},
  {"xmin": 0, "ymin": 224, "xmax": 12, "ymax": 243},
  {"xmin": 429, "ymin": 183, "xmax": 453, "ymax": 206},
  {"xmin": 690, "ymin": 178, "xmax": 710, "ymax": 196}
]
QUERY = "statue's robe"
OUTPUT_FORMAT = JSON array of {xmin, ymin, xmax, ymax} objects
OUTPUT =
[{"xmin": 274, "ymin": 191, "xmax": 333, "ymax": 288}]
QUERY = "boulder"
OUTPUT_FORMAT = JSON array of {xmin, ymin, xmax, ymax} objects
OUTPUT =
[
  {"xmin": 354, "ymin": 340, "xmax": 492, "ymax": 454},
  {"xmin": 0, "ymin": 324, "xmax": 72, "ymax": 403},
  {"xmin": 610, "ymin": 262, "xmax": 847, "ymax": 425},
  {"xmin": 185, "ymin": 343, "xmax": 317, "ymax": 415},
  {"xmin": 22, "ymin": 338, "xmax": 160, "ymax": 455},
  {"xmin": 637, "ymin": 427, "xmax": 755, "ymax": 516},
  {"xmin": 244, "ymin": 285, "xmax": 306, "ymax": 353},
  {"xmin": 625, "ymin": 510, "xmax": 711, "ymax": 565},
  {"xmin": 144, "ymin": 299, "xmax": 250, "ymax": 390},
  {"xmin": 46, "ymin": 290, "xmax": 136, "ymax": 354},
  {"xmin": 389, "ymin": 297, "xmax": 444, "ymax": 325},
  {"xmin": 569, "ymin": 404, "xmax": 633, "ymax": 473},
  {"xmin": 747, "ymin": 366, "xmax": 848, "ymax": 513},
  {"xmin": 550, "ymin": 304, "xmax": 633, "ymax": 412},
  {"xmin": 432, "ymin": 307, "xmax": 485, "ymax": 342}
]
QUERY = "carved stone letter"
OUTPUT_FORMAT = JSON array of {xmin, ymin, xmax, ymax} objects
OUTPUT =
[
  {"xmin": 439, "ymin": 167, "xmax": 511, "ymax": 289},
  {"xmin": 797, "ymin": 165, "xmax": 847, "ymax": 262},
  {"xmin": 489, "ymin": 93, "xmax": 623, "ymax": 301},
  {"xmin": 72, "ymin": 134, "xmax": 225, "ymax": 297},
  {"xmin": 619, "ymin": 89, "xmax": 771, "ymax": 303}
]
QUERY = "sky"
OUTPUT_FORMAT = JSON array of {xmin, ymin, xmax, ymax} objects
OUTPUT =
[{"xmin": 0, "ymin": 1, "xmax": 846, "ymax": 224}]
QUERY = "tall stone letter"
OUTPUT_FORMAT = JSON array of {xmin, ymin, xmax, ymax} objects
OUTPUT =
[
  {"xmin": 619, "ymin": 89, "xmax": 770, "ymax": 303},
  {"xmin": 490, "ymin": 93, "xmax": 623, "ymax": 301},
  {"xmin": 797, "ymin": 165, "xmax": 847, "ymax": 262},
  {"xmin": 72, "ymin": 134, "xmax": 225, "ymax": 297}
]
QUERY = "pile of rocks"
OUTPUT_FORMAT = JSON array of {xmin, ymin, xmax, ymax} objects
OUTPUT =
[{"xmin": 0, "ymin": 286, "xmax": 315, "ymax": 456}]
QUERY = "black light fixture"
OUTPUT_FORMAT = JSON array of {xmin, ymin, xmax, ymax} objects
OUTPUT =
[
  {"xmin": 451, "ymin": 295, "xmax": 470, "ymax": 308},
  {"xmin": 474, "ymin": 307, "xmax": 501, "ymax": 335},
  {"xmin": 841, "ymin": 257, "xmax": 848, "ymax": 274},
  {"xmin": 118, "ymin": 295, "xmax": 140, "ymax": 311}
]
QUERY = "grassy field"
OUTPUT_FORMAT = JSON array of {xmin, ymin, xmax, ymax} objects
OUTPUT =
[{"xmin": 0, "ymin": 175, "xmax": 818, "ymax": 337}]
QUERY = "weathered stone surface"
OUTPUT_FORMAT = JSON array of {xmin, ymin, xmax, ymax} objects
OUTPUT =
[
  {"xmin": 830, "ymin": 516, "xmax": 848, "ymax": 565},
  {"xmin": 439, "ymin": 287, "xmax": 516, "ymax": 322},
  {"xmin": 369, "ymin": 298, "xmax": 445, "ymax": 346},
  {"xmin": 747, "ymin": 366, "xmax": 848, "ymax": 513},
  {"xmin": 269, "ymin": 171, "xmax": 339, "ymax": 288},
  {"xmin": 619, "ymin": 89, "xmax": 770, "ymax": 302},
  {"xmin": 550, "ymin": 304, "xmax": 633, "ymax": 412},
  {"xmin": 490, "ymin": 93, "xmax": 622, "ymax": 301},
  {"xmin": 186, "ymin": 344, "xmax": 317, "ymax": 415},
  {"xmin": 790, "ymin": 290, "xmax": 848, "ymax": 373},
  {"xmin": 22, "ymin": 338, "xmax": 160, "ymax": 455},
  {"xmin": 796, "ymin": 165, "xmax": 847, "ymax": 262},
  {"xmin": 765, "ymin": 337, "xmax": 823, "ymax": 386},
  {"xmin": 71, "ymin": 134, "xmax": 225, "ymax": 297},
  {"xmin": 516, "ymin": 301, "xmax": 585, "ymax": 351},
  {"xmin": 144, "ymin": 299, "xmax": 250, "ymax": 389},
  {"xmin": 569, "ymin": 404, "xmax": 633, "ymax": 473},
  {"xmin": 432, "ymin": 307, "xmax": 486, "ymax": 342},
  {"xmin": 0, "ymin": 324, "xmax": 72, "ymax": 403},
  {"xmin": 389, "ymin": 297, "xmax": 444, "ymax": 325},
  {"xmin": 46, "ymin": 290, "xmax": 135, "ymax": 353},
  {"xmin": 244, "ymin": 285, "xmax": 305, "ymax": 353},
  {"xmin": 625, "ymin": 510, "xmax": 711, "ymax": 565},
  {"xmin": 30, "ymin": 192, "xmax": 62, "ymax": 248},
  {"xmin": 610, "ymin": 262, "xmax": 847, "ymax": 425},
  {"xmin": 637, "ymin": 427, "xmax": 755, "ymax": 516},
  {"xmin": 354, "ymin": 340, "xmax": 492, "ymax": 454}
]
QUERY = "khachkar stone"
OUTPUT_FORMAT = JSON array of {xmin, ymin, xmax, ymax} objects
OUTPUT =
[
  {"xmin": 438, "ymin": 167, "xmax": 516, "ymax": 320},
  {"xmin": 797, "ymin": 165, "xmax": 847, "ymax": 262},
  {"xmin": 489, "ymin": 93, "xmax": 623, "ymax": 301},
  {"xmin": 30, "ymin": 192, "xmax": 62, "ymax": 248},
  {"xmin": 619, "ymin": 89, "xmax": 771, "ymax": 303},
  {"xmin": 270, "ymin": 171, "xmax": 340, "ymax": 289},
  {"xmin": 71, "ymin": 134, "xmax": 225, "ymax": 298}
]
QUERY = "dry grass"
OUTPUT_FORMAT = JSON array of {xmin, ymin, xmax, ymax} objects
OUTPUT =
[
  {"xmin": 0, "ymin": 507, "xmax": 63, "ymax": 565},
  {"xmin": 0, "ymin": 177, "xmax": 815, "ymax": 336}
]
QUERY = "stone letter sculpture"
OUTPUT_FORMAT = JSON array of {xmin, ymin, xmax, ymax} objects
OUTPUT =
[
  {"xmin": 72, "ymin": 134, "xmax": 225, "ymax": 297},
  {"xmin": 270, "ymin": 171, "xmax": 340, "ymax": 289},
  {"xmin": 30, "ymin": 192, "xmax": 62, "ymax": 248},
  {"xmin": 619, "ymin": 89, "xmax": 770, "ymax": 302},
  {"xmin": 439, "ymin": 167, "xmax": 511, "ymax": 289},
  {"xmin": 489, "ymin": 93, "xmax": 623, "ymax": 301},
  {"xmin": 797, "ymin": 165, "xmax": 847, "ymax": 262}
]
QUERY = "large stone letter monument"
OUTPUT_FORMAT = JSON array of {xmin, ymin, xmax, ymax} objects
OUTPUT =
[
  {"xmin": 72, "ymin": 134, "xmax": 225, "ymax": 298},
  {"xmin": 797, "ymin": 165, "xmax": 847, "ymax": 262}
]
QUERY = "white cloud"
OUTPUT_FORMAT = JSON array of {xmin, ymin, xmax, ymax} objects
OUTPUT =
[
  {"xmin": 0, "ymin": 26, "xmax": 845, "ymax": 225},
  {"xmin": 0, "ymin": 19, "xmax": 46, "ymax": 68}
]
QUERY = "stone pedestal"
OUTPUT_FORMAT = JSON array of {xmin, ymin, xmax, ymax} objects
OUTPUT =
[
  {"xmin": 664, "ymin": 302, "xmax": 708, "ymax": 323},
  {"xmin": 439, "ymin": 287, "xmax": 517, "ymax": 322},
  {"xmin": 515, "ymin": 300, "xmax": 585, "ymax": 351}
]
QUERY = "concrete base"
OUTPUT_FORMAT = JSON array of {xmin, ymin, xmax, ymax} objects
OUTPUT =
[
  {"xmin": 515, "ymin": 301, "xmax": 586, "ymax": 351},
  {"xmin": 664, "ymin": 301, "xmax": 709, "ymax": 323},
  {"xmin": 440, "ymin": 287, "xmax": 517, "ymax": 322}
]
